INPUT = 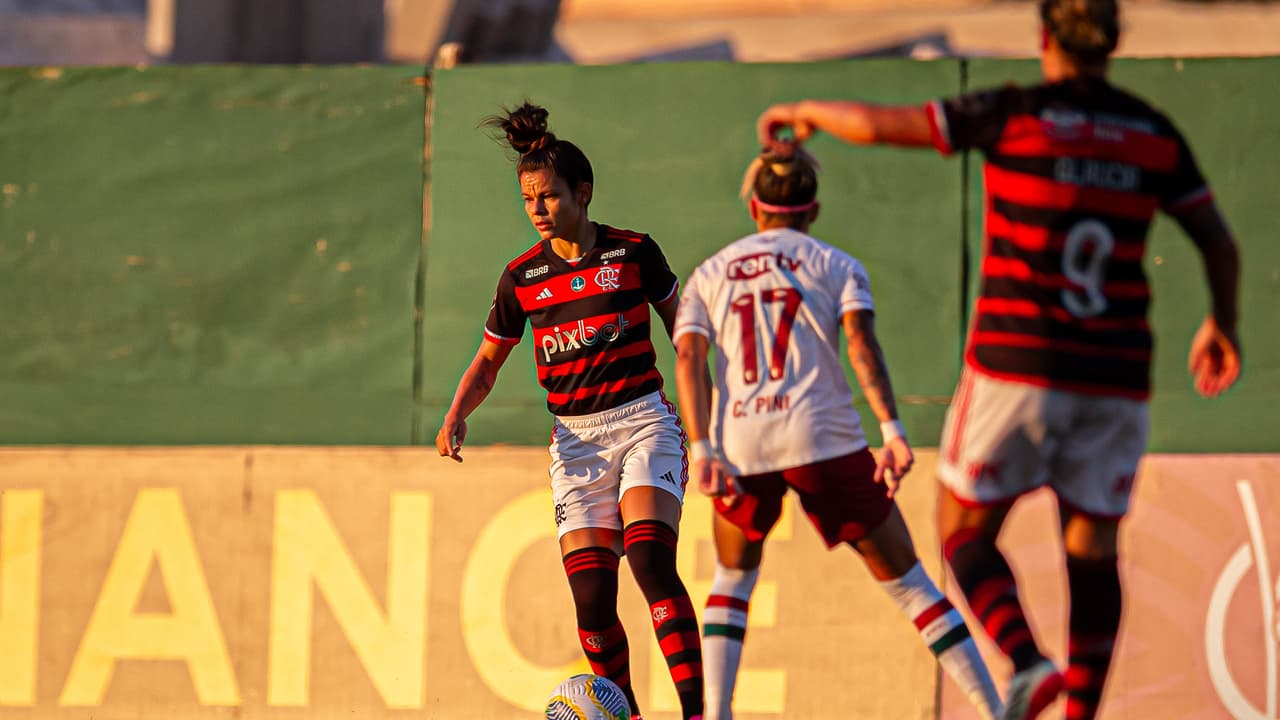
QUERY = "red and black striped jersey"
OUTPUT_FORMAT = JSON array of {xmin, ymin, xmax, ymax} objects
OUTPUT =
[
  {"xmin": 484, "ymin": 223, "xmax": 679, "ymax": 416},
  {"xmin": 926, "ymin": 78, "xmax": 1213, "ymax": 399}
]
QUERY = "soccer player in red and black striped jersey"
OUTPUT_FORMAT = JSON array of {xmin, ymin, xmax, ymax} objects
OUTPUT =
[
  {"xmin": 755, "ymin": 1, "xmax": 1241, "ymax": 719},
  {"xmin": 435, "ymin": 103, "xmax": 703, "ymax": 720}
]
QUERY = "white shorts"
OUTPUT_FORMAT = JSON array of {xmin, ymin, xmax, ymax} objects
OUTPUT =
[
  {"xmin": 937, "ymin": 368, "xmax": 1149, "ymax": 519},
  {"xmin": 549, "ymin": 391, "xmax": 689, "ymax": 539}
]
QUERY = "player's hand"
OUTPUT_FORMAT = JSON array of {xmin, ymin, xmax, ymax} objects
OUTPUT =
[
  {"xmin": 1188, "ymin": 315, "xmax": 1241, "ymax": 398},
  {"xmin": 435, "ymin": 416, "xmax": 467, "ymax": 463},
  {"xmin": 756, "ymin": 103, "xmax": 815, "ymax": 146},
  {"xmin": 694, "ymin": 457, "xmax": 738, "ymax": 500},
  {"xmin": 874, "ymin": 437, "xmax": 914, "ymax": 498}
]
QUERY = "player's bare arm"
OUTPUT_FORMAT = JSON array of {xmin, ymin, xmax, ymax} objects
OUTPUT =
[
  {"xmin": 654, "ymin": 293, "xmax": 680, "ymax": 341},
  {"xmin": 674, "ymin": 332, "xmax": 736, "ymax": 497},
  {"xmin": 757, "ymin": 100, "xmax": 933, "ymax": 148},
  {"xmin": 435, "ymin": 339, "xmax": 514, "ymax": 462},
  {"xmin": 843, "ymin": 309, "xmax": 914, "ymax": 495},
  {"xmin": 1171, "ymin": 200, "xmax": 1243, "ymax": 398}
]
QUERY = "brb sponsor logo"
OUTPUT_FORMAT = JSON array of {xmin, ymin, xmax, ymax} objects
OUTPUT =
[
  {"xmin": 1207, "ymin": 480, "xmax": 1280, "ymax": 720},
  {"xmin": 726, "ymin": 252, "xmax": 802, "ymax": 281},
  {"xmin": 525, "ymin": 265, "xmax": 550, "ymax": 279},
  {"xmin": 540, "ymin": 315, "xmax": 630, "ymax": 361}
]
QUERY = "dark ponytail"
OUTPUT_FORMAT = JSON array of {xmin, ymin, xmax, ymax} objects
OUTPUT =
[
  {"xmin": 1040, "ymin": 0, "xmax": 1120, "ymax": 65},
  {"xmin": 484, "ymin": 102, "xmax": 594, "ymax": 200}
]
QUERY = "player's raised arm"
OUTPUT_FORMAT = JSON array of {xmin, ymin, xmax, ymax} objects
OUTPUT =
[
  {"xmin": 757, "ymin": 100, "xmax": 934, "ymax": 148},
  {"xmin": 842, "ymin": 309, "xmax": 914, "ymax": 495},
  {"xmin": 435, "ymin": 339, "xmax": 514, "ymax": 462},
  {"xmin": 1169, "ymin": 199, "xmax": 1242, "ymax": 397}
]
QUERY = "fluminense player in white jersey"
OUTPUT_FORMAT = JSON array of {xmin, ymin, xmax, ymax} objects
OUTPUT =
[{"xmin": 673, "ymin": 143, "xmax": 1002, "ymax": 720}]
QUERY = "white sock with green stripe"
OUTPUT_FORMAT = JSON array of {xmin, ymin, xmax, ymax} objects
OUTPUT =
[
  {"xmin": 702, "ymin": 564, "xmax": 758, "ymax": 720},
  {"xmin": 879, "ymin": 562, "xmax": 1003, "ymax": 720}
]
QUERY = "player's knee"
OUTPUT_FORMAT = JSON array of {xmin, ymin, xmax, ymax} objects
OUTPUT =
[
  {"xmin": 626, "ymin": 541, "xmax": 679, "ymax": 590},
  {"xmin": 942, "ymin": 526, "xmax": 995, "ymax": 567},
  {"xmin": 623, "ymin": 520, "xmax": 681, "ymax": 594},
  {"xmin": 1062, "ymin": 514, "xmax": 1119, "ymax": 559},
  {"xmin": 563, "ymin": 547, "xmax": 621, "ymax": 627}
]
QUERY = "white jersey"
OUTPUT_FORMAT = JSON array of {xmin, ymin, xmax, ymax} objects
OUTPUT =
[{"xmin": 673, "ymin": 227, "xmax": 875, "ymax": 475}]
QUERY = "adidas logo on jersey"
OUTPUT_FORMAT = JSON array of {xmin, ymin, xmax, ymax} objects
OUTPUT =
[{"xmin": 535, "ymin": 287, "xmax": 553, "ymax": 301}]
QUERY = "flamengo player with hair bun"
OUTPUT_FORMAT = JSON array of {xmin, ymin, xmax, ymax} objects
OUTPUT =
[
  {"xmin": 673, "ymin": 142, "xmax": 1002, "ymax": 720},
  {"xmin": 435, "ymin": 102, "xmax": 704, "ymax": 720},
  {"xmin": 756, "ymin": 1, "xmax": 1243, "ymax": 718}
]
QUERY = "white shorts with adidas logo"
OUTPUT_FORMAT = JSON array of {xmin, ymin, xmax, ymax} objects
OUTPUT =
[{"xmin": 549, "ymin": 391, "xmax": 689, "ymax": 539}]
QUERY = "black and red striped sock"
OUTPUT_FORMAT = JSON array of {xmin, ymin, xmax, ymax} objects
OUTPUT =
[
  {"xmin": 563, "ymin": 546, "xmax": 639, "ymax": 716},
  {"xmin": 944, "ymin": 527, "xmax": 1044, "ymax": 671},
  {"xmin": 624, "ymin": 520, "xmax": 704, "ymax": 720},
  {"xmin": 1064, "ymin": 555, "xmax": 1122, "ymax": 720}
]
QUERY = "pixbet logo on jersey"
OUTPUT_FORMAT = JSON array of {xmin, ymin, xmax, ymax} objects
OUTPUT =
[
  {"xmin": 540, "ymin": 314, "xmax": 630, "ymax": 361},
  {"xmin": 727, "ymin": 251, "xmax": 802, "ymax": 280}
]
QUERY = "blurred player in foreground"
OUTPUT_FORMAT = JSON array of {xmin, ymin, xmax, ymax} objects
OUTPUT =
[
  {"xmin": 755, "ymin": 1, "xmax": 1242, "ymax": 718},
  {"xmin": 436, "ymin": 102, "xmax": 703, "ymax": 720},
  {"xmin": 673, "ymin": 143, "xmax": 1003, "ymax": 720}
]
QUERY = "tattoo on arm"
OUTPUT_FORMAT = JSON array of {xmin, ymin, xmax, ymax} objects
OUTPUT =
[{"xmin": 844, "ymin": 312, "xmax": 899, "ymax": 422}]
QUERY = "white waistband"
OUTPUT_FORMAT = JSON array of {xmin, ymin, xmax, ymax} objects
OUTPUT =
[{"xmin": 555, "ymin": 391, "xmax": 669, "ymax": 429}]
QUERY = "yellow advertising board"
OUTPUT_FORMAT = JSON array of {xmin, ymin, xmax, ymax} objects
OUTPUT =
[
  {"xmin": 0, "ymin": 448, "xmax": 1274, "ymax": 719},
  {"xmin": 0, "ymin": 447, "xmax": 942, "ymax": 719}
]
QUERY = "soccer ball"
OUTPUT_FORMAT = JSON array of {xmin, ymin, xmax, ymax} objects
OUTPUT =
[{"xmin": 544, "ymin": 673, "xmax": 631, "ymax": 720}]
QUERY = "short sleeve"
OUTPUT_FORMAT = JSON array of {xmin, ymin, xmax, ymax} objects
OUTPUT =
[
  {"xmin": 672, "ymin": 269, "xmax": 712, "ymax": 344},
  {"xmin": 637, "ymin": 234, "xmax": 680, "ymax": 304},
  {"xmin": 927, "ymin": 85, "xmax": 1018, "ymax": 155},
  {"xmin": 835, "ymin": 253, "xmax": 875, "ymax": 316},
  {"xmin": 483, "ymin": 270, "xmax": 525, "ymax": 346},
  {"xmin": 1160, "ymin": 129, "xmax": 1214, "ymax": 213}
]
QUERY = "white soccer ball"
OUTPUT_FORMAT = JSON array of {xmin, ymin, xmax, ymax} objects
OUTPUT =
[{"xmin": 544, "ymin": 673, "xmax": 631, "ymax": 720}]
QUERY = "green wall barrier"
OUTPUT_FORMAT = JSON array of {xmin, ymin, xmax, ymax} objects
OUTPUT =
[
  {"xmin": 0, "ymin": 60, "xmax": 1271, "ymax": 450},
  {"xmin": 0, "ymin": 66, "xmax": 424, "ymax": 444},
  {"xmin": 422, "ymin": 60, "xmax": 965, "ymax": 447},
  {"xmin": 965, "ymin": 58, "xmax": 1279, "ymax": 452}
]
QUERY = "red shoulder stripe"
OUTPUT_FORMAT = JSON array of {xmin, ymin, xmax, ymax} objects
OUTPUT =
[
  {"xmin": 605, "ymin": 226, "xmax": 646, "ymax": 243},
  {"xmin": 506, "ymin": 242, "xmax": 544, "ymax": 271},
  {"xmin": 994, "ymin": 115, "xmax": 1179, "ymax": 173}
]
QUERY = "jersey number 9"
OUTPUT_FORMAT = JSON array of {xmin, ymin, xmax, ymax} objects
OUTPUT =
[{"xmin": 1060, "ymin": 219, "xmax": 1116, "ymax": 319}]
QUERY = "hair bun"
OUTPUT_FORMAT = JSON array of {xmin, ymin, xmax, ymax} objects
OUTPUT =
[
  {"xmin": 764, "ymin": 139, "xmax": 799, "ymax": 161},
  {"xmin": 501, "ymin": 102, "xmax": 555, "ymax": 155},
  {"xmin": 740, "ymin": 141, "xmax": 821, "ymax": 202},
  {"xmin": 1042, "ymin": 0, "xmax": 1119, "ymax": 61}
]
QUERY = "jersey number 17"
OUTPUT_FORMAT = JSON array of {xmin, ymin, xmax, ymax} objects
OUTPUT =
[{"xmin": 730, "ymin": 288, "xmax": 802, "ymax": 384}]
